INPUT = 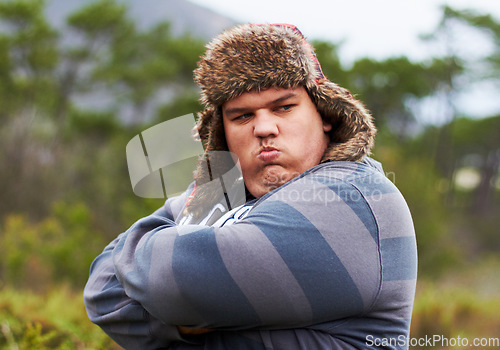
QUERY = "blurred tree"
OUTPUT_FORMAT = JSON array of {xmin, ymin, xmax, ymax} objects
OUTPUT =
[
  {"xmin": 0, "ymin": 0, "xmax": 60, "ymax": 219},
  {"xmin": 347, "ymin": 57, "xmax": 439, "ymax": 136},
  {"xmin": 312, "ymin": 40, "xmax": 350, "ymax": 88},
  {"xmin": 437, "ymin": 8, "xmax": 500, "ymax": 221},
  {"xmin": 451, "ymin": 116, "xmax": 500, "ymax": 214},
  {"xmin": 442, "ymin": 6, "xmax": 500, "ymax": 79},
  {"xmin": 0, "ymin": 0, "xmax": 205, "ymax": 224},
  {"xmin": 55, "ymin": 0, "xmax": 134, "ymax": 125},
  {"xmin": 420, "ymin": 6, "xmax": 499, "ymax": 197},
  {"xmin": 411, "ymin": 115, "xmax": 500, "ymax": 255},
  {"xmin": 92, "ymin": 21, "xmax": 204, "ymax": 124},
  {"xmin": 0, "ymin": 0, "xmax": 59, "ymax": 117}
]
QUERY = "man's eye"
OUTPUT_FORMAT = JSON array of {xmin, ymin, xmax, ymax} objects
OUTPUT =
[
  {"xmin": 235, "ymin": 113, "xmax": 252, "ymax": 120},
  {"xmin": 278, "ymin": 105, "xmax": 293, "ymax": 111}
]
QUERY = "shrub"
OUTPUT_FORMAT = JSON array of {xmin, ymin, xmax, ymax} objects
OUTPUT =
[
  {"xmin": 0, "ymin": 201, "xmax": 105, "ymax": 291},
  {"xmin": 0, "ymin": 285, "xmax": 120, "ymax": 349}
]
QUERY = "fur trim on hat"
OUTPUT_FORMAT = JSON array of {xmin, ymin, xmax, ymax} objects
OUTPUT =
[
  {"xmin": 187, "ymin": 23, "xmax": 376, "ymax": 217},
  {"xmin": 194, "ymin": 24, "xmax": 321, "ymax": 106}
]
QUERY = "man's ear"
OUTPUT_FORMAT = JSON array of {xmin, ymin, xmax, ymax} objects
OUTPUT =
[{"xmin": 323, "ymin": 121, "xmax": 332, "ymax": 132}]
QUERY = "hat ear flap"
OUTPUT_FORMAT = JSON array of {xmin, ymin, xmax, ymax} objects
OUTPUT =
[
  {"xmin": 194, "ymin": 106, "xmax": 225, "ymax": 182},
  {"xmin": 195, "ymin": 106, "xmax": 215, "ymax": 147},
  {"xmin": 205, "ymin": 107, "xmax": 228, "ymax": 152},
  {"xmin": 308, "ymin": 81, "xmax": 377, "ymax": 162},
  {"xmin": 195, "ymin": 105, "xmax": 229, "ymax": 151},
  {"xmin": 189, "ymin": 107, "xmax": 236, "ymax": 218}
]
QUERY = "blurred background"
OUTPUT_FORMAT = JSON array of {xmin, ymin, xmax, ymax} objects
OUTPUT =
[{"xmin": 0, "ymin": 0, "xmax": 499, "ymax": 348}]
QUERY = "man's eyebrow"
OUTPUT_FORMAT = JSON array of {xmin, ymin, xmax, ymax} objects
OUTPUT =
[
  {"xmin": 223, "ymin": 92, "xmax": 298, "ymax": 116},
  {"xmin": 270, "ymin": 92, "xmax": 298, "ymax": 105},
  {"xmin": 223, "ymin": 106, "xmax": 251, "ymax": 117}
]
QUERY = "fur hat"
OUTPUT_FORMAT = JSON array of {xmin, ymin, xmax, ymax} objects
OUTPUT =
[{"xmin": 187, "ymin": 23, "xmax": 376, "ymax": 215}]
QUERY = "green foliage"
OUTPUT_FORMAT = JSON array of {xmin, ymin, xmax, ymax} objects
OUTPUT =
[
  {"xmin": 311, "ymin": 40, "xmax": 350, "ymax": 88},
  {"xmin": 67, "ymin": 108, "xmax": 120, "ymax": 138},
  {"xmin": 412, "ymin": 284, "xmax": 500, "ymax": 349},
  {"xmin": 155, "ymin": 91, "xmax": 203, "ymax": 123},
  {"xmin": 411, "ymin": 258, "xmax": 500, "ymax": 348},
  {"xmin": 451, "ymin": 115, "xmax": 500, "ymax": 154},
  {"xmin": 0, "ymin": 202, "xmax": 105, "ymax": 290},
  {"xmin": 442, "ymin": 6, "xmax": 500, "ymax": 74},
  {"xmin": 0, "ymin": 286, "xmax": 120, "ymax": 349},
  {"xmin": 66, "ymin": 0, "xmax": 131, "ymax": 41},
  {"xmin": 0, "ymin": 0, "xmax": 206, "ymax": 220},
  {"xmin": 409, "ymin": 115, "xmax": 500, "ymax": 251},
  {"xmin": 0, "ymin": 0, "xmax": 59, "ymax": 116},
  {"xmin": 348, "ymin": 57, "xmax": 435, "ymax": 132}
]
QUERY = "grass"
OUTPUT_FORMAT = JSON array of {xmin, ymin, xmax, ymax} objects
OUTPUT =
[
  {"xmin": 410, "ymin": 256, "xmax": 500, "ymax": 349},
  {"xmin": 0, "ymin": 284, "xmax": 120, "ymax": 350}
]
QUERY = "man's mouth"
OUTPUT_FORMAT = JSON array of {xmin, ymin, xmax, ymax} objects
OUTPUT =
[{"xmin": 257, "ymin": 147, "xmax": 281, "ymax": 162}]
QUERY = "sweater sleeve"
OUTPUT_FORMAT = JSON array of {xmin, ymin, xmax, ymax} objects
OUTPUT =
[
  {"xmin": 111, "ymin": 165, "xmax": 386, "ymax": 330},
  {"xmin": 83, "ymin": 232, "xmax": 182, "ymax": 349},
  {"xmin": 83, "ymin": 189, "xmax": 194, "ymax": 350}
]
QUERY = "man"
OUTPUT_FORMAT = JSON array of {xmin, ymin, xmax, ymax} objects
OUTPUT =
[{"xmin": 84, "ymin": 23, "xmax": 417, "ymax": 349}]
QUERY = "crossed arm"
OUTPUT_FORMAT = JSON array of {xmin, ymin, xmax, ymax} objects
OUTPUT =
[{"xmin": 84, "ymin": 171, "xmax": 382, "ymax": 349}]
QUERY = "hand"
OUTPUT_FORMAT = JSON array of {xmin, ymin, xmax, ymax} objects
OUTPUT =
[{"xmin": 177, "ymin": 326, "xmax": 213, "ymax": 335}]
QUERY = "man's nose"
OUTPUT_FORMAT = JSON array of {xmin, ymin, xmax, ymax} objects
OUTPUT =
[{"xmin": 253, "ymin": 111, "xmax": 279, "ymax": 138}]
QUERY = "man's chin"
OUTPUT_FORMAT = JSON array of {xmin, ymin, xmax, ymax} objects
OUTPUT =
[
  {"xmin": 263, "ymin": 166, "xmax": 289, "ymax": 187},
  {"xmin": 247, "ymin": 167, "xmax": 301, "ymax": 198}
]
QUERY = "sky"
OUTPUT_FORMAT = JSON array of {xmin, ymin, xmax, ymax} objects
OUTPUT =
[
  {"xmin": 189, "ymin": 0, "xmax": 499, "ymax": 63},
  {"xmin": 188, "ymin": 0, "xmax": 500, "ymax": 119}
]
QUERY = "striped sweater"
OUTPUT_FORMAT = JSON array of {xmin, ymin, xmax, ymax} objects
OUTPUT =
[{"xmin": 84, "ymin": 158, "xmax": 417, "ymax": 349}]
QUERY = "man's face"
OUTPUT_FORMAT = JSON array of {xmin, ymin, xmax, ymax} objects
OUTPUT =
[{"xmin": 222, "ymin": 86, "xmax": 332, "ymax": 198}]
